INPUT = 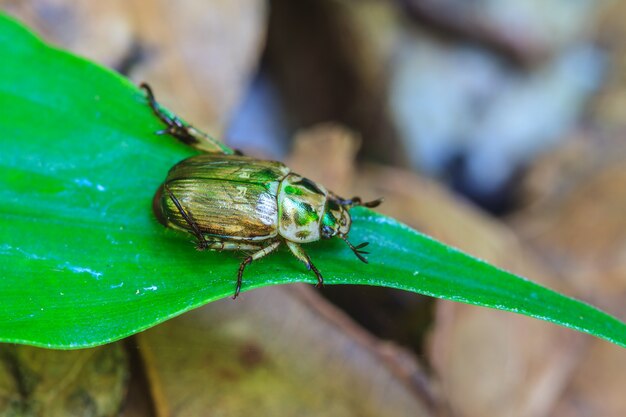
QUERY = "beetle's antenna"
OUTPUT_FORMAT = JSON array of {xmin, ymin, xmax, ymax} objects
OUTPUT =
[
  {"xmin": 339, "ymin": 196, "xmax": 384, "ymax": 209},
  {"xmin": 164, "ymin": 185, "xmax": 208, "ymax": 250},
  {"xmin": 362, "ymin": 197, "xmax": 384, "ymax": 208},
  {"xmin": 340, "ymin": 235, "xmax": 369, "ymax": 263}
]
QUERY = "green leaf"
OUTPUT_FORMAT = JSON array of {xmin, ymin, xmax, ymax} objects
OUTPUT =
[{"xmin": 0, "ymin": 13, "xmax": 624, "ymax": 349}]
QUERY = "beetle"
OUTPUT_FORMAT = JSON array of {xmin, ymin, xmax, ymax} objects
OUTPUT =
[{"xmin": 142, "ymin": 83, "xmax": 381, "ymax": 298}]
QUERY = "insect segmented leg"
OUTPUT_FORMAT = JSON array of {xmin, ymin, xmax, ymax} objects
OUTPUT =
[
  {"xmin": 163, "ymin": 184, "xmax": 208, "ymax": 250},
  {"xmin": 339, "ymin": 235, "xmax": 370, "ymax": 263},
  {"xmin": 202, "ymin": 242, "xmax": 263, "ymax": 252},
  {"xmin": 140, "ymin": 83, "xmax": 235, "ymax": 155},
  {"xmin": 285, "ymin": 241, "xmax": 324, "ymax": 288},
  {"xmin": 234, "ymin": 241, "xmax": 282, "ymax": 299}
]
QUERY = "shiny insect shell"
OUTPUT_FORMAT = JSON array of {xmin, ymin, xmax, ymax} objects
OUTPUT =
[
  {"xmin": 143, "ymin": 83, "xmax": 381, "ymax": 298},
  {"xmin": 155, "ymin": 154, "xmax": 351, "ymax": 245}
]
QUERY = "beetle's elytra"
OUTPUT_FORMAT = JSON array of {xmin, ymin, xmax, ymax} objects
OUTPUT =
[{"xmin": 142, "ymin": 83, "xmax": 381, "ymax": 298}]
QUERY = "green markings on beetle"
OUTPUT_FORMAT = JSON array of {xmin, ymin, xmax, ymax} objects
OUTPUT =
[
  {"xmin": 294, "ymin": 177, "xmax": 326, "ymax": 196},
  {"xmin": 256, "ymin": 168, "xmax": 280, "ymax": 184},
  {"xmin": 322, "ymin": 211, "xmax": 338, "ymax": 229},
  {"xmin": 294, "ymin": 201, "xmax": 319, "ymax": 227},
  {"xmin": 284, "ymin": 185, "xmax": 303, "ymax": 196}
]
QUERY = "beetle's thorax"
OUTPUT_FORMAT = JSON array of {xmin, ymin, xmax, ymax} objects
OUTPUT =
[{"xmin": 277, "ymin": 173, "xmax": 328, "ymax": 243}]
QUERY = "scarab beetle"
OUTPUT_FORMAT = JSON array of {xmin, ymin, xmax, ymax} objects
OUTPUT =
[{"xmin": 142, "ymin": 84, "xmax": 382, "ymax": 298}]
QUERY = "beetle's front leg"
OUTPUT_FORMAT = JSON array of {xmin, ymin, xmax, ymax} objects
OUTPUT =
[
  {"xmin": 285, "ymin": 241, "xmax": 324, "ymax": 288},
  {"xmin": 140, "ymin": 83, "xmax": 236, "ymax": 155}
]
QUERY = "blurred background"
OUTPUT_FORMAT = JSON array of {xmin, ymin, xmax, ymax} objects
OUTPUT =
[{"xmin": 2, "ymin": 1, "xmax": 626, "ymax": 416}]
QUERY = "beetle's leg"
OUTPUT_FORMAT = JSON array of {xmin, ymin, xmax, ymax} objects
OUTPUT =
[
  {"xmin": 285, "ymin": 241, "xmax": 324, "ymax": 288},
  {"xmin": 339, "ymin": 235, "xmax": 370, "ymax": 264},
  {"xmin": 234, "ymin": 241, "xmax": 282, "ymax": 299},
  {"xmin": 163, "ymin": 184, "xmax": 208, "ymax": 250},
  {"xmin": 203, "ymin": 242, "xmax": 262, "ymax": 252},
  {"xmin": 140, "ymin": 83, "xmax": 236, "ymax": 155}
]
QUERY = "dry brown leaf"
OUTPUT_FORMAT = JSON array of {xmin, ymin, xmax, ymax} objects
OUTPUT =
[
  {"xmin": 591, "ymin": 1, "xmax": 626, "ymax": 132},
  {"xmin": 401, "ymin": 0, "xmax": 600, "ymax": 63},
  {"xmin": 510, "ymin": 134, "xmax": 626, "ymax": 417},
  {"xmin": 266, "ymin": 0, "xmax": 406, "ymax": 166},
  {"xmin": 550, "ymin": 340, "xmax": 626, "ymax": 417},
  {"xmin": 128, "ymin": 0, "xmax": 267, "ymax": 135},
  {"xmin": 1, "ymin": 0, "xmax": 133, "ymax": 66},
  {"xmin": 287, "ymin": 123, "xmax": 361, "ymax": 195},
  {"xmin": 0, "ymin": 344, "xmax": 128, "ymax": 417},
  {"xmin": 512, "ymin": 138, "xmax": 626, "ymax": 309},
  {"xmin": 137, "ymin": 286, "xmax": 436, "ymax": 417},
  {"xmin": 2, "ymin": 0, "xmax": 268, "ymax": 136}
]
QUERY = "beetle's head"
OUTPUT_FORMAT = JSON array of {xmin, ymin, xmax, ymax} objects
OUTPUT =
[
  {"xmin": 321, "ymin": 194, "xmax": 383, "ymax": 263},
  {"xmin": 320, "ymin": 198, "xmax": 350, "ymax": 239}
]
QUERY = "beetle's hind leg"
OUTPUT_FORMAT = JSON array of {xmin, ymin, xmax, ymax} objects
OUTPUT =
[
  {"xmin": 162, "ymin": 184, "xmax": 209, "ymax": 250},
  {"xmin": 140, "ymin": 83, "xmax": 236, "ymax": 155},
  {"xmin": 285, "ymin": 241, "xmax": 324, "ymax": 288}
]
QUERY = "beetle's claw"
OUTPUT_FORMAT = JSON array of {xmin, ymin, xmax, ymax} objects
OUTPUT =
[
  {"xmin": 356, "ymin": 243, "xmax": 371, "ymax": 263},
  {"xmin": 232, "ymin": 289, "xmax": 240, "ymax": 300},
  {"xmin": 195, "ymin": 238, "xmax": 209, "ymax": 251},
  {"xmin": 310, "ymin": 264, "xmax": 324, "ymax": 287},
  {"xmin": 232, "ymin": 287, "xmax": 240, "ymax": 299},
  {"xmin": 340, "ymin": 235, "xmax": 370, "ymax": 264},
  {"xmin": 354, "ymin": 252, "xmax": 369, "ymax": 264}
]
